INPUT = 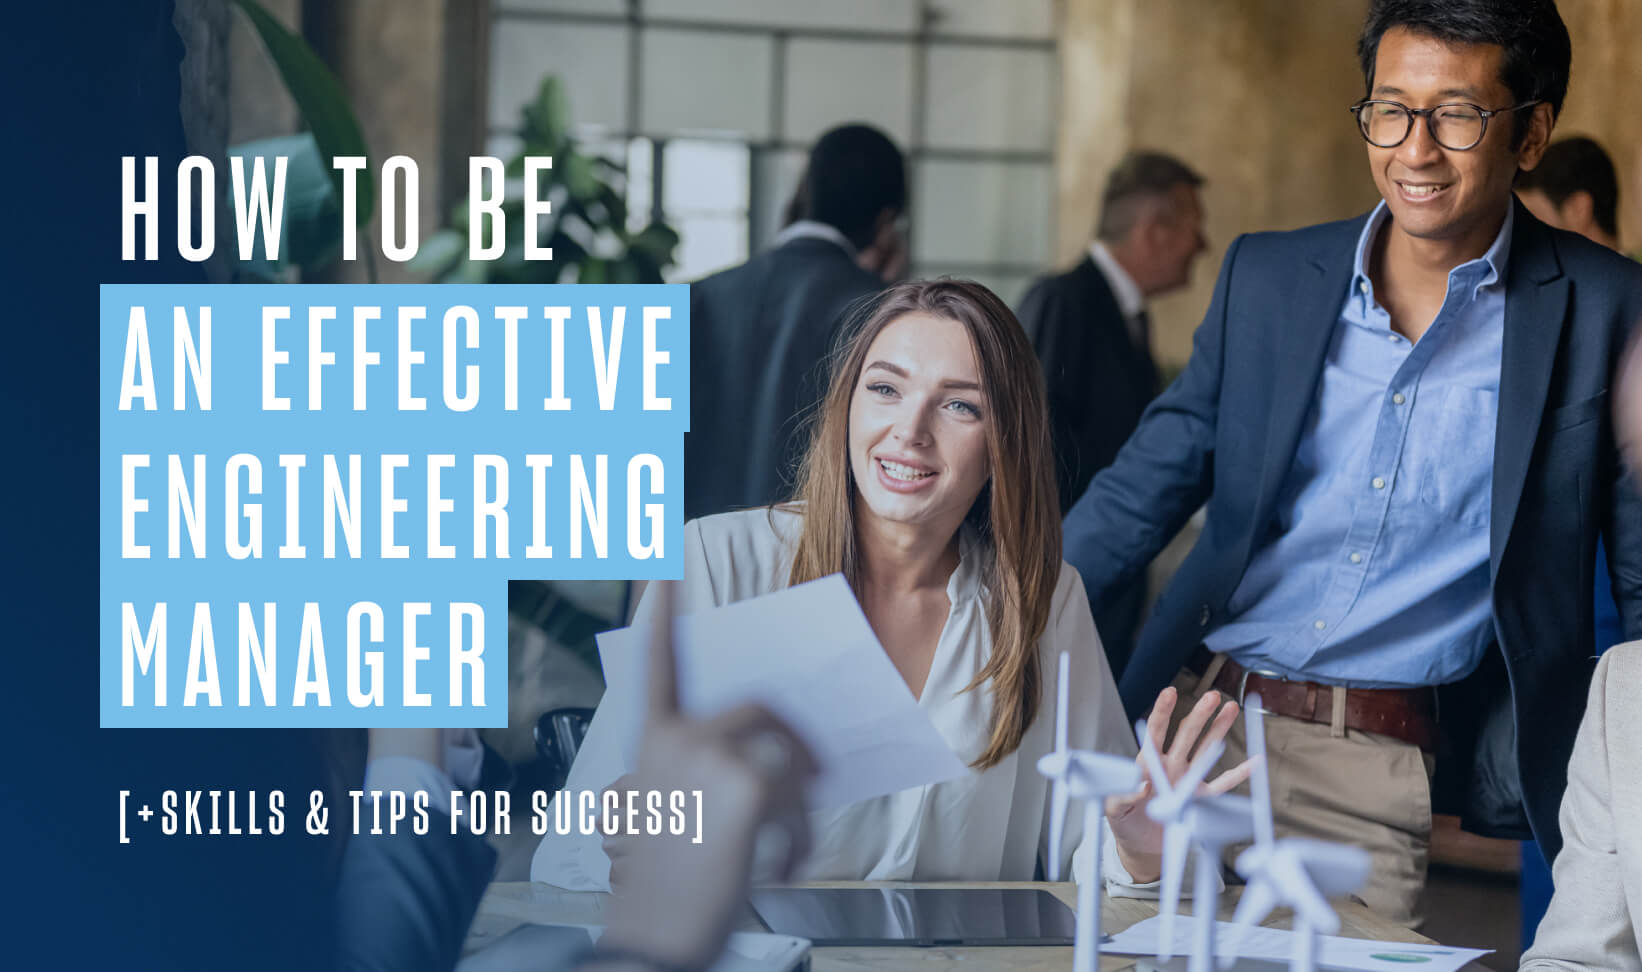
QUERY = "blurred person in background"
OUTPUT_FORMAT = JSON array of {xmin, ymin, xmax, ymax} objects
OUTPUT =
[
  {"xmin": 1017, "ymin": 150, "xmax": 1208, "ymax": 677},
  {"xmin": 1517, "ymin": 136, "xmax": 1624, "ymax": 252},
  {"xmin": 685, "ymin": 123, "xmax": 907, "ymax": 521}
]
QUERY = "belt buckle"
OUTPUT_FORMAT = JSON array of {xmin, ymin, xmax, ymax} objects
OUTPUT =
[{"xmin": 1236, "ymin": 668, "xmax": 1286, "ymax": 715}]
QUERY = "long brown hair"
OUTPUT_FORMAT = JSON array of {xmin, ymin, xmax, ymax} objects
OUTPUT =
[{"xmin": 784, "ymin": 279, "xmax": 1063, "ymax": 770}]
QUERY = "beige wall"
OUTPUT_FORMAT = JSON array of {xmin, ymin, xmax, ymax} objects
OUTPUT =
[{"xmin": 1058, "ymin": 0, "xmax": 1642, "ymax": 368}]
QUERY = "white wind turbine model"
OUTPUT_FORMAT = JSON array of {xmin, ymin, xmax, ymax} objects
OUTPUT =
[
  {"xmin": 1219, "ymin": 695, "xmax": 1370, "ymax": 972},
  {"xmin": 1036, "ymin": 651, "xmax": 1143, "ymax": 972},
  {"xmin": 1136, "ymin": 719, "xmax": 1255, "ymax": 972}
]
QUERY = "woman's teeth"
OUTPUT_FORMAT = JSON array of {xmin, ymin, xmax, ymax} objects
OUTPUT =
[{"xmin": 880, "ymin": 459, "xmax": 933, "ymax": 482}]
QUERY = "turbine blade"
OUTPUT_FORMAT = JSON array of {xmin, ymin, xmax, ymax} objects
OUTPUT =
[
  {"xmin": 1273, "ymin": 855, "xmax": 1340, "ymax": 935},
  {"xmin": 1056, "ymin": 651, "xmax": 1070, "ymax": 755},
  {"xmin": 1244, "ymin": 694, "xmax": 1275, "ymax": 846},
  {"xmin": 1047, "ymin": 779, "xmax": 1068, "ymax": 882},
  {"xmin": 1157, "ymin": 824, "xmax": 1189, "ymax": 960},
  {"xmin": 1219, "ymin": 877, "xmax": 1278, "ymax": 970},
  {"xmin": 1135, "ymin": 718, "xmax": 1173, "ymax": 802}
]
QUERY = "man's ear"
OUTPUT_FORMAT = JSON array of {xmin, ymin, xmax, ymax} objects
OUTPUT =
[{"xmin": 1515, "ymin": 103, "xmax": 1555, "ymax": 170}]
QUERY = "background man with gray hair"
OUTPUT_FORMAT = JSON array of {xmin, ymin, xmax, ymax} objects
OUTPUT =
[{"xmin": 1017, "ymin": 150, "xmax": 1208, "ymax": 676}]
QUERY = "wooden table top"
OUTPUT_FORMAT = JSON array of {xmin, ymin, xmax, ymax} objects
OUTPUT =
[{"xmin": 466, "ymin": 880, "xmax": 1442, "ymax": 971}]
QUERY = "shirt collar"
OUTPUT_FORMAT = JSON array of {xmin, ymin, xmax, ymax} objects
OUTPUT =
[
  {"xmin": 1088, "ymin": 241, "xmax": 1147, "ymax": 319},
  {"xmin": 1350, "ymin": 200, "xmax": 1514, "ymax": 309},
  {"xmin": 772, "ymin": 219, "xmax": 858, "ymax": 259}
]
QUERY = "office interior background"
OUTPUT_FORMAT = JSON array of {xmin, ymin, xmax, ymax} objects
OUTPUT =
[
  {"xmin": 218, "ymin": 0, "xmax": 1642, "ymax": 366},
  {"xmin": 196, "ymin": 0, "xmax": 1642, "ymax": 966}
]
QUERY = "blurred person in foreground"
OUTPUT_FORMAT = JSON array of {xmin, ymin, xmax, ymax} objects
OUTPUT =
[
  {"xmin": 1519, "ymin": 332, "xmax": 1642, "ymax": 971},
  {"xmin": 685, "ymin": 123, "xmax": 908, "ymax": 522},
  {"xmin": 604, "ymin": 279, "xmax": 1250, "ymax": 889},
  {"xmin": 1017, "ymin": 150, "xmax": 1208, "ymax": 676},
  {"xmin": 1061, "ymin": 0, "xmax": 1642, "ymax": 926},
  {"xmin": 335, "ymin": 583, "xmax": 819, "ymax": 972}
]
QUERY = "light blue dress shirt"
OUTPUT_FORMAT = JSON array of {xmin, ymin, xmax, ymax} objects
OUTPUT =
[{"xmin": 1202, "ymin": 202, "xmax": 1512, "ymax": 688}]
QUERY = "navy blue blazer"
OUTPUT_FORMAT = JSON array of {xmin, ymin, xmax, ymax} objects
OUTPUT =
[{"xmin": 1063, "ymin": 200, "xmax": 1642, "ymax": 858}]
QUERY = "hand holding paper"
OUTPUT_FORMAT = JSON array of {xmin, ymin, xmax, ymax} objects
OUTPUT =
[{"xmin": 530, "ymin": 575, "xmax": 970, "ymax": 890}]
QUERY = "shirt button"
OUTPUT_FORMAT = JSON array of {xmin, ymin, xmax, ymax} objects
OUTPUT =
[
  {"xmin": 1350, "ymin": 552, "xmax": 1363, "ymax": 564},
  {"xmin": 1359, "ymin": 281, "xmax": 1369, "ymax": 295},
  {"xmin": 1388, "ymin": 334, "xmax": 1401, "ymax": 343},
  {"xmin": 1199, "ymin": 604, "xmax": 1212, "ymax": 628},
  {"xmin": 1314, "ymin": 620, "xmax": 1327, "ymax": 630},
  {"xmin": 1392, "ymin": 392, "xmax": 1406, "ymax": 405},
  {"xmin": 1372, "ymin": 476, "xmax": 1386, "ymax": 489}
]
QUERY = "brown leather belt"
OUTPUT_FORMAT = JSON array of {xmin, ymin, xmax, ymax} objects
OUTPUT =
[{"xmin": 1187, "ymin": 647, "xmax": 1437, "ymax": 752}]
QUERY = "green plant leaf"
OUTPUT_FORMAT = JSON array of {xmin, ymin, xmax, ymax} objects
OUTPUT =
[
  {"xmin": 227, "ymin": 133, "xmax": 344, "ymax": 276},
  {"xmin": 523, "ymin": 76, "xmax": 572, "ymax": 147},
  {"xmin": 594, "ymin": 183, "xmax": 627, "ymax": 229},
  {"xmin": 628, "ymin": 222, "xmax": 680, "ymax": 265},
  {"xmin": 406, "ymin": 228, "xmax": 466, "ymax": 274},
  {"xmin": 229, "ymin": 0, "xmax": 375, "ymax": 225},
  {"xmin": 579, "ymin": 259, "xmax": 608, "ymax": 285},
  {"xmin": 441, "ymin": 258, "xmax": 489, "ymax": 285},
  {"xmin": 562, "ymin": 152, "xmax": 600, "ymax": 203}
]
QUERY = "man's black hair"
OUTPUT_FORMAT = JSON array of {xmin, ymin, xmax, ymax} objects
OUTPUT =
[
  {"xmin": 1517, "ymin": 136, "xmax": 1621, "ymax": 238},
  {"xmin": 1357, "ymin": 0, "xmax": 1571, "ymax": 145},
  {"xmin": 803, "ymin": 124, "xmax": 907, "ymax": 250}
]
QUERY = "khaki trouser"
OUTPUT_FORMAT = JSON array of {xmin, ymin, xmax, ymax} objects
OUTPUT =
[{"xmin": 1163, "ymin": 667, "xmax": 1436, "ymax": 929}]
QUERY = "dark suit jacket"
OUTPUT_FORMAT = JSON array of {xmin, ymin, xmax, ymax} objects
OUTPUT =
[
  {"xmin": 1019, "ymin": 255, "xmax": 1161, "ymax": 511},
  {"xmin": 686, "ymin": 237, "xmax": 885, "ymax": 520},
  {"xmin": 1019, "ymin": 256, "xmax": 1160, "ymax": 675},
  {"xmin": 1062, "ymin": 201, "xmax": 1642, "ymax": 859},
  {"xmin": 336, "ymin": 817, "xmax": 497, "ymax": 972}
]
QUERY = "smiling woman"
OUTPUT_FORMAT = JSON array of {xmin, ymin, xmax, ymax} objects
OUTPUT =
[
  {"xmin": 790, "ymin": 282, "xmax": 1060, "ymax": 769},
  {"xmin": 595, "ymin": 279, "xmax": 1252, "ymax": 889}
]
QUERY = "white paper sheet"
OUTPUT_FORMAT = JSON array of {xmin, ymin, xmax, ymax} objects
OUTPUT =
[
  {"xmin": 530, "ymin": 574, "xmax": 971, "ymax": 890},
  {"xmin": 1107, "ymin": 916, "xmax": 1492, "ymax": 972}
]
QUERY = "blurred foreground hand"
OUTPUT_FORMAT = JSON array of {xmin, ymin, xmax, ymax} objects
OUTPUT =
[{"xmin": 598, "ymin": 582, "xmax": 818, "ymax": 972}]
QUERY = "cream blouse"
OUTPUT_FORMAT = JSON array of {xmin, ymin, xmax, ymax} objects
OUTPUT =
[{"xmin": 656, "ymin": 507, "xmax": 1146, "ymax": 885}]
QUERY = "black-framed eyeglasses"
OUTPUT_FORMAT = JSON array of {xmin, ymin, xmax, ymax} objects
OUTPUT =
[{"xmin": 1349, "ymin": 99, "xmax": 1540, "ymax": 151}]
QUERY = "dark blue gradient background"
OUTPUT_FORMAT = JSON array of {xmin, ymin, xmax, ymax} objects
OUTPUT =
[{"xmin": 8, "ymin": 2, "xmax": 336, "ymax": 965}]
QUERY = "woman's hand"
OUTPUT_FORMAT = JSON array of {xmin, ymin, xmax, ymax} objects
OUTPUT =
[{"xmin": 1104, "ymin": 686, "xmax": 1255, "ymax": 883}]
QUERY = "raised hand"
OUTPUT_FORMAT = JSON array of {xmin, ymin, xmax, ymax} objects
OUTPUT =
[
  {"xmin": 1105, "ymin": 686, "xmax": 1255, "ymax": 883},
  {"xmin": 598, "ymin": 582, "xmax": 819, "ymax": 971}
]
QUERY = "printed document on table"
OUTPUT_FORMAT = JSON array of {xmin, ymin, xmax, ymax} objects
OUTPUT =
[
  {"xmin": 530, "ymin": 574, "xmax": 970, "ymax": 890},
  {"xmin": 1107, "ymin": 916, "xmax": 1491, "ymax": 972}
]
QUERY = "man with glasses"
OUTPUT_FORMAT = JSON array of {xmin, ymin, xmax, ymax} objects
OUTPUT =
[{"xmin": 1062, "ymin": 0, "xmax": 1642, "ymax": 926}]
